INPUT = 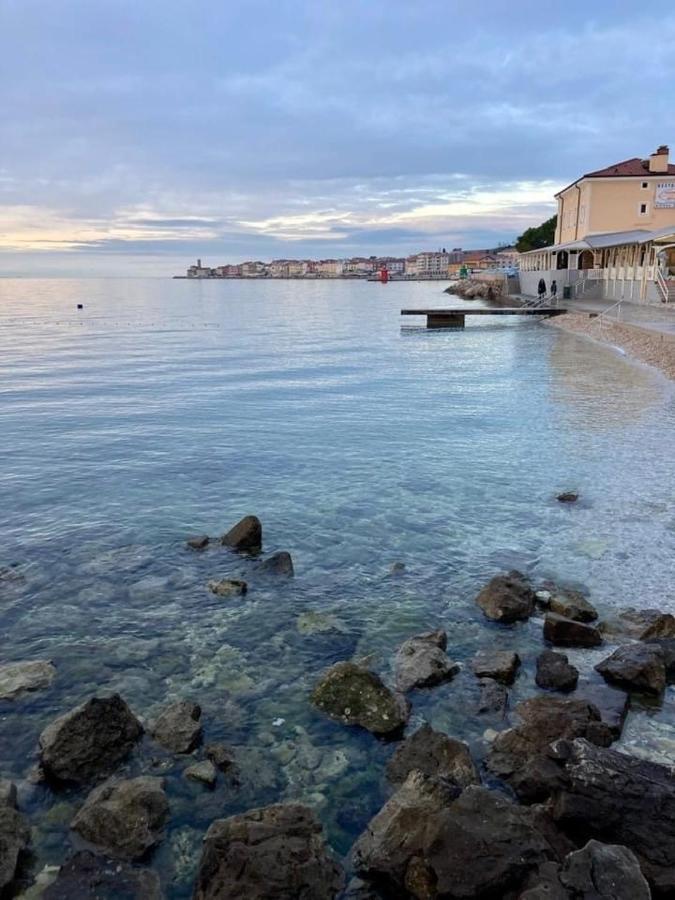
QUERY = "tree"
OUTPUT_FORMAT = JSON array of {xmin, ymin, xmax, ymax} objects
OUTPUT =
[{"xmin": 515, "ymin": 215, "xmax": 557, "ymax": 252}]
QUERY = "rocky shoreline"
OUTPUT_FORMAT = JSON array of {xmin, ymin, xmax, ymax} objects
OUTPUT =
[{"xmin": 2, "ymin": 515, "xmax": 675, "ymax": 898}]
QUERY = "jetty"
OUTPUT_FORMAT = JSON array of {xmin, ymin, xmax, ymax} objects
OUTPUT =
[{"xmin": 401, "ymin": 307, "xmax": 566, "ymax": 328}]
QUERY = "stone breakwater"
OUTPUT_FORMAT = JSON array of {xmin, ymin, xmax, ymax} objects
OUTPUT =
[
  {"xmin": 546, "ymin": 312, "xmax": 675, "ymax": 381},
  {"xmin": 2, "ymin": 516, "xmax": 675, "ymax": 898}
]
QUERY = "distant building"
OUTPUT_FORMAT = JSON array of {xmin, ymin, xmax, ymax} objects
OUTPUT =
[
  {"xmin": 374, "ymin": 257, "xmax": 405, "ymax": 275},
  {"xmin": 405, "ymin": 251, "xmax": 451, "ymax": 277},
  {"xmin": 187, "ymin": 258, "xmax": 215, "ymax": 278}
]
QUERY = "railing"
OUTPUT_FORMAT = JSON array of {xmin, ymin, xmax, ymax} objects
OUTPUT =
[
  {"xmin": 656, "ymin": 268, "xmax": 669, "ymax": 304},
  {"xmin": 594, "ymin": 298, "xmax": 624, "ymax": 330}
]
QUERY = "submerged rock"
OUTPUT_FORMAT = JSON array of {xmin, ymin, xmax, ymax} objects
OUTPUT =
[
  {"xmin": 39, "ymin": 694, "xmax": 143, "ymax": 785},
  {"xmin": 549, "ymin": 590, "xmax": 598, "ymax": 623},
  {"xmin": 42, "ymin": 851, "xmax": 162, "ymax": 900},
  {"xmin": 149, "ymin": 699, "xmax": 202, "ymax": 754},
  {"xmin": 556, "ymin": 491, "xmax": 579, "ymax": 503},
  {"xmin": 544, "ymin": 613, "xmax": 602, "ymax": 648},
  {"xmin": 386, "ymin": 723, "xmax": 479, "ymax": 788},
  {"xmin": 184, "ymin": 760, "xmax": 217, "ymax": 787},
  {"xmin": 221, "ymin": 515, "xmax": 262, "ymax": 553},
  {"xmin": 475, "ymin": 572, "xmax": 536, "ymax": 623},
  {"xmin": 602, "ymin": 607, "xmax": 675, "ymax": 641},
  {"xmin": 390, "ymin": 562, "xmax": 406, "ymax": 575},
  {"xmin": 394, "ymin": 629, "xmax": 459, "ymax": 692},
  {"xmin": 0, "ymin": 785, "xmax": 30, "ymax": 895},
  {"xmin": 71, "ymin": 776, "xmax": 169, "ymax": 861},
  {"xmin": 595, "ymin": 642, "xmax": 666, "ymax": 696},
  {"xmin": 187, "ymin": 535, "xmax": 209, "ymax": 551},
  {"xmin": 205, "ymin": 742, "xmax": 236, "ymax": 772},
  {"xmin": 477, "ymin": 678, "xmax": 508, "ymax": 715},
  {"xmin": 296, "ymin": 610, "xmax": 348, "ymax": 635},
  {"xmin": 0, "ymin": 660, "xmax": 56, "ymax": 700},
  {"xmin": 573, "ymin": 681, "xmax": 629, "ymax": 740},
  {"xmin": 207, "ymin": 578, "xmax": 247, "ymax": 598},
  {"xmin": 258, "ymin": 551, "xmax": 294, "ymax": 576},
  {"xmin": 559, "ymin": 839, "xmax": 650, "ymax": 900},
  {"xmin": 645, "ymin": 637, "xmax": 675, "ymax": 682},
  {"xmin": 536, "ymin": 651, "xmax": 579, "ymax": 693},
  {"xmin": 311, "ymin": 662, "xmax": 409, "ymax": 736},
  {"xmin": 471, "ymin": 649, "xmax": 520, "ymax": 685},
  {"xmin": 193, "ymin": 803, "xmax": 343, "ymax": 899}
]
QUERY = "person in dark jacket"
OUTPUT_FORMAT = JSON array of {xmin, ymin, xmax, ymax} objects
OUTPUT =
[
  {"xmin": 537, "ymin": 278, "xmax": 546, "ymax": 300},
  {"xmin": 550, "ymin": 279, "xmax": 557, "ymax": 301}
]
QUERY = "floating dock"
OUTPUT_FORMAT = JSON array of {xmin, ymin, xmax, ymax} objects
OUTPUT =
[{"xmin": 401, "ymin": 307, "xmax": 566, "ymax": 328}]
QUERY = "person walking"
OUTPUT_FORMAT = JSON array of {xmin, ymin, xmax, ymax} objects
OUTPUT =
[
  {"xmin": 550, "ymin": 279, "xmax": 557, "ymax": 302},
  {"xmin": 537, "ymin": 278, "xmax": 546, "ymax": 301}
]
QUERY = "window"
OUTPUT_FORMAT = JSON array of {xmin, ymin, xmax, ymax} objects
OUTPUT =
[
  {"xmin": 639, "ymin": 203, "xmax": 649, "ymax": 216},
  {"xmin": 641, "ymin": 181, "xmax": 649, "ymax": 189}
]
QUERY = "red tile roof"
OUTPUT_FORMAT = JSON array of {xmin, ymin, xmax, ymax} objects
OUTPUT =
[{"xmin": 583, "ymin": 157, "xmax": 675, "ymax": 178}]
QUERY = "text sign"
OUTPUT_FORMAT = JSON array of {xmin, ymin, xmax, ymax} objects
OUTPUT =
[{"xmin": 655, "ymin": 183, "xmax": 675, "ymax": 208}]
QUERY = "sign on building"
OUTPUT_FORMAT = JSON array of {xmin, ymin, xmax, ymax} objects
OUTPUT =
[{"xmin": 655, "ymin": 183, "xmax": 675, "ymax": 208}]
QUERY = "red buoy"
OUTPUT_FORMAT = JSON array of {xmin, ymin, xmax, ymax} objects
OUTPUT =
[{"xmin": 379, "ymin": 266, "xmax": 389, "ymax": 284}]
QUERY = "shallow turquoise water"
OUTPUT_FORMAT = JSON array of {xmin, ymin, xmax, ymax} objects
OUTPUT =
[{"xmin": 1, "ymin": 277, "xmax": 675, "ymax": 894}]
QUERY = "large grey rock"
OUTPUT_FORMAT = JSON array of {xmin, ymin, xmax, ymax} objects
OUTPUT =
[
  {"xmin": 311, "ymin": 662, "xmax": 409, "ymax": 736},
  {"xmin": 187, "ymin": 535, "xmax": 209, "ymax": 551},
  {"xmin": 646, "ymin": 637, "xmax": 675, "ymax": 682},
  {"xmin": 193, "ymin": 803, "xmax": 343, "ymax": 899},
  {"xmin": 573, "ymin": 681, "xmax": 629, "ymax": 740},
  {"xmin": 0, "ymin": 793, "xmax": 29, "ymax": 894},
  {"xmin": 0, "ymin": 660, "xmax": 56, "ymax": 700},
  {"xmin": 475, "ymin": 572, "xmax": 536, "ymax": 623},
  {"xmin": 551, "ymin": 738, "xmax": 675, "ymax": 895},
  {"xmin": 549, "ymin": 590, "xmax": 598, "ymax": 624},
  {"xmin": 386, "ymin": 723, "xmax": 479, "ymax": 788},
  {"xmin": 602, "ymin": 608, "xmax": 675, "ymax": 641},
  {"xmin": 559, "ymin": 839, "xmax": 650, "ymax": 899},
  {"xmin": 43, "ymin": 851, "xmax": 163, "ymax": 900},
  {"xmin": 221, "ymin": 515, "xmax": 262, "ymax": 553},
  {"xmin": 71, "ymin": 776, "xmax": 169, "ymax": 861},
  {"xmin": 595, "ymin": 642, "xmax": 666, "ymax": 696},
  {"xmin": 536, "ymin": 651, "xmax": 579, "ymax": 692},
  {"xmin": 394, "ymin": 629, "xmax": 459, "ymax": 692},
  {"xmin": 258, "ymin": 551, "xmax": 294, "ymax": 576},
  {"xmin": 353, "ymin": 776, "xmax": 562, "ymax": 899},
  {"xmin": 39, "ymin": 694, "xmax": 143, "ymax": 785},
  {"xmin": 149, "ymin": 700, "xmax": 202, "ymax": 754},
  {"xmin": 472, "ymin": 649, "xmax": 520, "ymax": 684},
  {"xmin": 544, "ymin": 613, "xmax": 602, "ymax": 648}
]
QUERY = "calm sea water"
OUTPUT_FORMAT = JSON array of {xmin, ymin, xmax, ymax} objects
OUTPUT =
[{"xmin": 1, "ymin": 277, "xmax": 675, "ymax": 894}]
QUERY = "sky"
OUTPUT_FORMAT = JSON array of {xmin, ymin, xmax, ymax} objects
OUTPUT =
[{"xmin": 1, "ymin": 0, "xmax": 674, "ymax": 276}]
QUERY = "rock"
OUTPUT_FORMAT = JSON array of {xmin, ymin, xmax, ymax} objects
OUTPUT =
[
  {"xmin": 149, "ymin": 700, "xmax": 202, "ymax": 753},
  {"xmin": 486, "ymin": 696, "xmax": 612, "ymax": 802},
  {"xmin": 205, "ymin": 742, "xmax": 236, "ymax": 772},
  {"xmin": 296, "ymin": 610, "xmax": 348, "ymax": 635},
  {"xmin": 551, "ymin": 737, "xmax": 675, "ymax": 895},
  {"xmin": 549, "ymin": 590, "xmax": 598, "ymax": 624},
  {"xmin": 559, "ymin": 839, "xmax": 650, "ymax": 899},
  {"xmin": 472, "ymin": 649, "xmax": 520, "ymax": 685},
  {"xmin": 394, "ymin": 629, "xmax": 459, "ymax": 692},
  {"xmin": 475, "ymin": 572, "xmax": 536, "ymax": 623},
  {"xmin": 258, "ymin": 551, "xmax": 294, "ymax": 576},
  {"xmin": 390, "ymin": 562, "xmax": 406, "ymax": 575},
  {"xmin": 71, "ymin": 776, "xmax": 169, "ymax": 861},
  {"xmin": 187, "ymin": 535, "xmax": 209, "ymax": 550},
  {"xmin": 0, "ymin": 780, "xmax": 17, "ymax": 808},
  {"xmin": 386, "ymin": 723, "xmax": 479, "ymax": 788},
  {"xmin": 353, "ymin": 776, "xmax": 562, "ymax": 899},
  {"xmin": 221, "ymin": 515, "xmax": 262, "ymax": 553},
  {"xmin": 603, "ymin": 608, "xmax": 675, "ymax": 641},
  {"xmin": 0, "ymin": 660, "xmax": 56, "ymax": 700},
  {"xmin": 207, "ymin": 578, "xmax": 247, "ymax": 597},
  {"xmin": 193, "ymin": 803, "xmax": 343, "ymax": 899},
  {"xmin": 0, "ymin": 795, "xmax": 29, "ymax": 894},
  {"xmin": 557, "ymin": 491, "xmax": 579, "ymax": 503},
  {"xmin": 535, "ymin": 590, "xmax": 552, "ymax": 607},
  {"xmin": 595, "ymin": 642, "xmax": 666, "ymax": 696},
  {"xmin": 39, "ymin": 694, "xmax": 143, "ymax": 785},
  {"xmin": 311, "ymin": 662, "xmax": 409, "ymax": 736},
  {"xmin": 536, "ymin": 651, "xmax": 579, "ymax": 692},
  {"xmin": 477, "ymin": 678, "xmax": 508, "ymax": 715},
  {"xmin": 544, "ymin": 613, "xmax": 602, "ymax": 648},
  {"xmin": 42, "ymin": 851, "xmax": 162, "ymax": 900},
  {"xmin": 184, "ymin": 760, "xmax": 217, "ymax": 786},
  {"xmin": 573, "ymin": 681, "xmax": 629, "ymax": 740},
  {"xmin": 645, "ymin": 637, "xmax": 675, "ymax": 682}
]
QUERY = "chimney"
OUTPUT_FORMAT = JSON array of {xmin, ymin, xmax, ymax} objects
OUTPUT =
[{"xmin": 648, "ymin": 145, "xmax": 670, "ymax": 173}]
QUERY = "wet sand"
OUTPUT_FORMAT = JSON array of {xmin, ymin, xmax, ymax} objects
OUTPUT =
[{"xmin": 545, "ymin": 312, "xmax": 675, "ymax": 381}]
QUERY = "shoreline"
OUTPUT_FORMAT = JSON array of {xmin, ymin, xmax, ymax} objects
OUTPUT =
[{"xmin": 544, "ymin": 312, "xmax": 675, "ymax": 382}]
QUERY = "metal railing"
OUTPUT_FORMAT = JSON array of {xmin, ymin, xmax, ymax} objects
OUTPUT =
[{"xmin": 656, "ymin": 268, "xmax": 671, "ymax": 304}]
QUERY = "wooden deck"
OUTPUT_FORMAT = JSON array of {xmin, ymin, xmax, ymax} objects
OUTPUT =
[{"xmin": 401, "ymin": 307, "xmax": 566, "ymax": 328}]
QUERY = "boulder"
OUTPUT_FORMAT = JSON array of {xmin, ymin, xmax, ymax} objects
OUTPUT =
[
  {"xmin": 393, "ymin": 629, "xmax": 459, "ymax": 692},
  {"xmin": 551, "ymin": 738, "xmax": 675, "ymax": 895},
  {"xmin": 0, "ymin": 780, "xmax": 17, "ymax": 808},
  {"xmin": 486, "ymin": 696, "xmax": 612, "ymax": 802},
  {"xmin": 544, "ymin": 613, "xmax": 602, "ymax": 648},
  {"xmin": 184, "ymin": 760, "xmax": 217, "ymax": 787},
  {"xmin": 386, "ymin": 723, "xmax": 479, "ymax": 788},
  {"xmin": 573, "ymin": 681, "xmax": 629, "ymax": 740},
  {"xmin": 205, "ymin": 742, "xmax": 236, "ymax": 772},
  {"xmin": 0, "ymin": 660, "xmax": 56, "ymax": 700},
  {"xmin": 536, "ymin": 651, "xmax": 579, "ymax": 692},
  {"xmin": 207, "ymin": 578, "xmax": 247, "ymax": 598},
  {"xmin": 149, "ymin": 699, "xmax": 202, "ymax": 754},
  {"xmin": 559, "ymin": 840, "xmax": 650, "ymax": 899},
  {"xmin": 390, "ymin": 562, "xmax": 406, "ymax": 575},
  {"xmin": 311, "ymin": 662, "xmax": 409, "ymax": 736},
  {"xmin": 39, "ymin": 695, "xmax": 143, "ymax": 785},
  {"xmin": 549, "ymin": 590, "xmax": 598, "ymax": 624},
  {"xmin": 71, "ymin": 776, "xmax": 169, "ymax": 861},
  {"xmin": 646, "ymin": 637, "xmax": 675, "ymax": 682},
  {"xmin": 43, "ymin": 851, "xmax": 162, "ymax": 900},
  {"xmin": 603, "ymin": 608, "xmax": 675, "ymax": 641},
  {"xmin": 193, "ymin": 803, "xmax": 343, "ymax": 899},
  {"xmin": 0, "ymin": 790, "xmax": 29, "ymax": 894},
  {"xmin": 556, "ymin": 491, "xmax": 579, "ymax": 503},
  {"xmin": 221, "ymin": 515, "xmax": 262, "ymax": 553},
  {"xmin": 187, "ymin": 535, "xmax": 209, "ymax": 551},
  {"xmin": 353, "ymin": 776, "xmax": 562, "ymax": 899},
  {"xmin": 477, "ymin": 678, "xmax": 508, "ymax": 715},
  {"xmin": 475, "ymin": 572, "xmax": 536, "ymax": 624},
  {"xmin": 595, "ymin": 643, "xmax": 666, "ymax": 696},
  {"xmin": 258, "ymin": 551, "xmax": 294, "ymax": 576},
  {"xmin": 472, "ymin": 649, "xmax": 520, "ymax": 684}
]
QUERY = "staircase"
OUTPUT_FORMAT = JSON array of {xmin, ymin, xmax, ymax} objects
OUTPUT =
[{"xmin": 656, "ymin": 269, "xmax": 675, "ymax": 304}]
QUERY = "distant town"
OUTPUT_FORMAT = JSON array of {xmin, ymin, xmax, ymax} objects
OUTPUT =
[{"xmin": 176, "ymin": 246, "xmax": 521, "ymax": 280}]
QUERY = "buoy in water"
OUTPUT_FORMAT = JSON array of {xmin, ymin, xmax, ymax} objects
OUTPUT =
[{"xmin": 77, "ymin": 304, "xmax": 83, "ymax": 309}]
